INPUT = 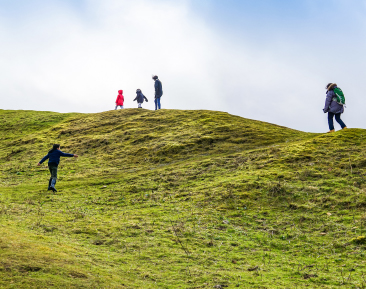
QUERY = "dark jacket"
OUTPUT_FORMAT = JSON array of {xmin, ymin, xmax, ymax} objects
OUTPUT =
[
  {"xmin": 39, "ymin": 150, "xmax": 74, "ymax": 165},
  {"xmin": 154, "ymin": 79, "xmax": 163, "ymax": 98},
  {"xmin": 323, "ymin": 84, "xmax": 344, "ymax": 114},
  {"xmin": 134, "ymin": 91, "xmax": 148, "ymax": 103}
]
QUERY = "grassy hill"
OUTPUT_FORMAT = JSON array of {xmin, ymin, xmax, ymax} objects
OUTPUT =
[{"xmin": 0, "ymin": 108, "xmax": 366, "ymax": 288}]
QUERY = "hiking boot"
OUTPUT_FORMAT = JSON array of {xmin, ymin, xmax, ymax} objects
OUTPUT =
[{"xmin": 327, "ymin": 130, "xmax": 335, "ymax": 133}]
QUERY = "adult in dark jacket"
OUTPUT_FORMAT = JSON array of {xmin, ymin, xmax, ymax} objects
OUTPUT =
[
  {"xmin": 37, "ymin": 144, "xmax": 78, "ymax": 192},
  {"xmin": 323, "ymin": 83, "xmax": 347, "ymax": 133},
  {"xmin": 152, "ymin": 75, "xmax": 163, "ymax": 110},
  {"xmin": 133, "ymin": 89, "xmax": 148, "ymax": 108}
]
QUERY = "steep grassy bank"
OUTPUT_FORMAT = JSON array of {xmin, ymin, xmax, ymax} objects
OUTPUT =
[{"xmin": 1, "ymin": 109, "xmax": 366, "ymax": 288}]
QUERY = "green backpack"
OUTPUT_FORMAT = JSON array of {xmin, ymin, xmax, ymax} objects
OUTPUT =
[{"xmin": 333, "ymin": 87, "xmax": 346, "ymax": 105}]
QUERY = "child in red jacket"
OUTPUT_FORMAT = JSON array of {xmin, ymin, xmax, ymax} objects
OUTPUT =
[{"xmin": 115, "ymin": 90, "xmax": 124, "ymax": 109}]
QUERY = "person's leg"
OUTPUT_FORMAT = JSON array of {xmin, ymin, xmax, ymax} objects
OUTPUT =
[
  {"xmin": 328, "ymin": 112, "xmax": 335, "ymax": 131},
  {"xmin": 48, "ymin": 166, "xmax": 53, "ymax": 190},
  {"xmin": 157, "ymin": 97, "xmax": 161, "ymax": 109},
  {"xmin": 154, "ymin": 98, "xmax": 158, "ymax": 110},
  {"xmin": 138, "ymin": 103, "xmax": 142, "ymax": 108},
  {"xmin": 50, "ymin": 178, "xmax": 57, "ymax": 192},
  {"xmin": 115, "ymin": 105, "xmax": 118, "ymax": 110},
  {"xmin": 49, "ymin": 164, "xmax": 58, "ymax": 192},
  {"xmin": 48, "ymin": 177, "xmax": 52, "ymax": 190},
  {"xmin": 335, "ymin": 113, "xmax": 347, "ymax": 129}
]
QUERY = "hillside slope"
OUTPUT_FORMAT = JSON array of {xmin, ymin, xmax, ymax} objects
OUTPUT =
[{"xmin": 0, "ymin": 109, "xmax": 366, "ymax": 288}]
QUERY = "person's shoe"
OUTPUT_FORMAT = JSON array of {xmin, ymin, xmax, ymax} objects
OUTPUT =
[
  {"xmin": 327, "ymin": 130, "xmax": 335, "ymax": 133},
  {"xmin": 343, "ymin": 127, "xmax": 348, "ymax": 129}
]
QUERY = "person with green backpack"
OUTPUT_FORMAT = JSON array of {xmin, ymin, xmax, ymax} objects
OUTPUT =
[{"xmin": 323, "ymin": 83, "xmax": 347, "ymax": 133}]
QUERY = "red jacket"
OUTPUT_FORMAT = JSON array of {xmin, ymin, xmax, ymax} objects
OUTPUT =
[{"xmin": 116, "ymin": 90, "xmax": 124, "ymax": 106}]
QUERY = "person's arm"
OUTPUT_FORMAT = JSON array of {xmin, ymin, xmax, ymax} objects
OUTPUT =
[
  {"xmin": 133, "ymin": 96, "xmax": 137, "ymax": 101},
  {"xmin": 156, "ymin": 80, "xmax": 162, "ymax": 96},
  {"xmin": 143, "ymin": 94, "xmax": 148, "ymax": 102},
  {"xmin": 323, "ymin": 91, "xmax": 333, "ymax": 113},
  {"xmin": 59, "ymin": 151, "xmax": 78, "ymax": 158},
  {"xmin": 37, "ymin": 154, "xmax": 49, "ymax": 166}
]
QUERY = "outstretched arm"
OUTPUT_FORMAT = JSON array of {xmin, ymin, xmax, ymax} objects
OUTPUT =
[
  {"xmin": 37, "ymin": 154, "xmax": 49, "ymax": 166},
  {"xmin": 59, "ymin": 151, "xmax": 78, "ymax": 158}
]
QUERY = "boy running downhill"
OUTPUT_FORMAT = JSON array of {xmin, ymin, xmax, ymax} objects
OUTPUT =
[{"xmin": 37, "ymin": 144, "xmax": 78, "ymax": 192}]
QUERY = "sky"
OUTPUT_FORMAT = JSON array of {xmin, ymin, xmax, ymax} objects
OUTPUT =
[{"xmin": 0, "ymin": 0, "xmax": 365, "ymax": 132}]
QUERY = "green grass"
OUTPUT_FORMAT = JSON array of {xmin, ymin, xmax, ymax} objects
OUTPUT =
[{"xmin": 1, "ymin": 108, "xmax": 366, "ymax": 288}]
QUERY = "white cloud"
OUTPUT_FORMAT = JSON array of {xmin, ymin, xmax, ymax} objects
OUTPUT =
[
  {"xmin": 0, "ymin": 0, "xmax": 221, "ymax": 112},
  {"xmin": 0, "ymin": 0, "xmax": 365, "ymax": 132}
]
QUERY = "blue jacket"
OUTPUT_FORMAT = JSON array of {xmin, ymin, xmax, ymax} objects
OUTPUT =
[
  {"xmin": 154, "ymin": 79, "xmax": 163, "ymax": 98},
  {"xmin": 134, "ymin": 91, "xmax": 148, "ymax": 104},
  {"xmin": 323, "ymin": 84, "xmax": 344, "ymax": 114},
  {"xmin": 39, "ymin": 150, "xmax": 74, "ymax": 165}
]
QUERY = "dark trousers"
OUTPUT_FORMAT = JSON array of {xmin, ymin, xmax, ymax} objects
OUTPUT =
[
  {"xmin": 48, "ymin": 163, "xmax": 58, "ymax": 180},
  {"xmin": 328, "ymin": 112, "xmax": 346, "ymax": 131}
]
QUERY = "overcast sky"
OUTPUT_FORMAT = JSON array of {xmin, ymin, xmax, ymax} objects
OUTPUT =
[{"xmin": 0, "ymin": 0, "xmax": 365, "ymax": 132}]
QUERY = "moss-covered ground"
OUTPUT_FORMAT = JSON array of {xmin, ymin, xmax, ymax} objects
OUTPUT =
[{"xmin": 1, "ymin": 109, "xmax": 366, "ymax": 288}]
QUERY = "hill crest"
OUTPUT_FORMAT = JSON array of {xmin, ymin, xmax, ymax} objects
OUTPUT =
[{"xmin": 0, "ymin": 109, "xmax": 365, "ymax": 288}]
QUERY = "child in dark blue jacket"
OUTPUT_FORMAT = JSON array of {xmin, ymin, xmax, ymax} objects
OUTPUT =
[
  {"xmin": 37, "ymin": 144, "xmax": 78, "ymax": 192},
  {"xmin": 133, "ymin": 89, "xmax": 148, "ymax": 108}
]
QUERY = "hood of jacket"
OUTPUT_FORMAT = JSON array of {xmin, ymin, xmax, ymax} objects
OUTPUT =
[{"xmin": 118, "ymin": 90, "xmax": 123, "ymax": 95}]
